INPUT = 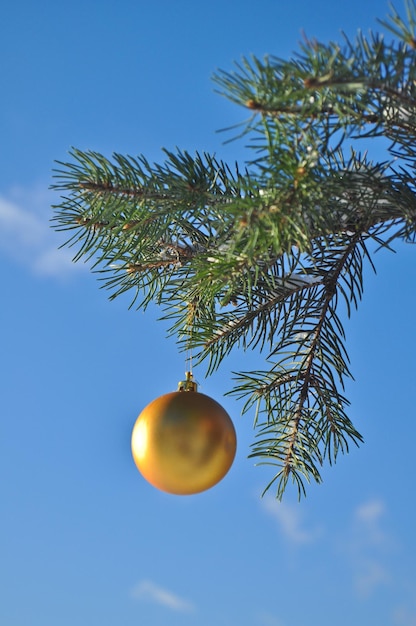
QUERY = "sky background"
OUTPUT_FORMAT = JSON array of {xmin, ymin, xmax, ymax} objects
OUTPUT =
[{"xmin": 1, "ymin": 1, "xmax": 416, "ymax": 625}]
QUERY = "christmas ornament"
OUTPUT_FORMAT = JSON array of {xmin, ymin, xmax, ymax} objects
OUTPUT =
[{"xmin": 131, "ymin": 372, "xmax": 236, "ymax": 495}]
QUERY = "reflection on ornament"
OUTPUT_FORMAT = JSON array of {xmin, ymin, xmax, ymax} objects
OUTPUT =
[{"xmin": 131, "ymin": 373, "xmax": 236, "ymax": 495}]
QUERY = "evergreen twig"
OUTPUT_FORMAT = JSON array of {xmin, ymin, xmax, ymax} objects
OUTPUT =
[{"xmin": 52, "ymin": 0, "xmax": 416, "ymax": 498}]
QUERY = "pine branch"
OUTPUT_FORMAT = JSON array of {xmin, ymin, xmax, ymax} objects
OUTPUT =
[
  {"xmin": 51, "ymin": 0, "xmax": 416, "ymax": 498},
  {"xmin": 229, "ymin": 232, "xmax": 368, "ymax": 499}
]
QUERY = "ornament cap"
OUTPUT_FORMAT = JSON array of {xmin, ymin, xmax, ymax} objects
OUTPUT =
[{"xmin": 177, "ymin": 371, "xmax": 198, "ymax": 392}]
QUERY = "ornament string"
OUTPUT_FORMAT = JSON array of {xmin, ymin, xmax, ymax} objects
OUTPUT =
[
  {"xmin": 177, "ymin": 301, "xmax": 198, "ymax": 392},
  {"xmin": 186, "ymin": 340, "xmax": 193, "ymax": 378},
  {"xmin": 185, "ymin": 301, "xmax": 196, "ymax": 378}
]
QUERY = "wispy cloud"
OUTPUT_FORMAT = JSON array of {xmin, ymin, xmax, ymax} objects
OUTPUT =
[
  {"xmin": 393, "ymin": 605, "xmax": 416, "ymax": 626},
  {"xmin": 355, "ymin": 498, "xmax": 387, "ymax": 542},
  {"xmin": 130, "ymin": 579, "xmax": 195, "ymax": 613},
  {"xmin": 0, "ymin": 187, "xmax": 84, "ymax": 277},
  {"xmin": 353, "ymin": 557, "xmax": 390, "ymax": 597},
  {"xmin": 342, "ymin": 497, "xmax": 393, "ymax": 597},
  {"xmin": 257, "ymin": 611, "xmax": 286, "ymax": 626},
  {"xmin": 260, "ymin": 496, "xmax": 322, "ymax": 545}
]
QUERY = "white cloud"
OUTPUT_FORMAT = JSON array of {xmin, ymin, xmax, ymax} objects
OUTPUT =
[
  {"xmin": 355, "ymin": 498, "xmax": 385, "ymax": 522},
  {"xmin": 0, "ymin": 196, "xmax": 45, "ymax": 244},
  {"xmin": 261, "ymin": 496, "xmax": 322, "ymax": 545},
  {"xmin": 130, "ymin": 579, "xmax": 195, "ymax": 613},
  {"xmin": 341, "ymin": 497, "xmax": 393, "ymax": 598},
  {"xmin": 393, "ymin": 605, "xmax": 416, "ymax": 626},
  {"xmin": 353, "ymin": 558, "xmax": 390, "ymax": 597},
  {"xmin": 257, "ymin": 611, "xmax": 286, "ymax": 626},
  {"xmin": 33, "ymin": 245, "xmax": 82, "ymax": 277},
  {"xmin": 0, "ymin": 188, "xmax": 85, "ymax": 277},
  {"xmin": 354, "ymin": 498, "xmax": 388, "ymax": 546}
]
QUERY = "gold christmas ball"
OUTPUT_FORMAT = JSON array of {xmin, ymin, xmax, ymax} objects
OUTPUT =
[{"xmin": 131, "ymin": 374, "xmax": 236, "ymax": 495}]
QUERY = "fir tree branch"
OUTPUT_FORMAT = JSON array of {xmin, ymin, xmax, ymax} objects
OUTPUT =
[
  {"xmin": 51, "ymin": 0, "xmax": 416, "ymax": 498},
  {"xmin": 230, "ymin": 232, "xmax": 366, "ymax": 499}
]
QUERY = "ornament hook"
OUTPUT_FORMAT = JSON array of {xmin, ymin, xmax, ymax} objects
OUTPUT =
[{"xmin": 178, "ymin": 370, "xmax": 198, "ymax": 392}]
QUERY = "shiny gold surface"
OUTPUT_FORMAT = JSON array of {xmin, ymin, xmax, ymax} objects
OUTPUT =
[{"xmin": 131, "ymin": 390, "xmax": 236, "ymax": 495}]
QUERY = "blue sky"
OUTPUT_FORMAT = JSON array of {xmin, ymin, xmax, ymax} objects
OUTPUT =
[{"xmin": 1, "ymin": 1, "xmax": 416, "ymax": 625}]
